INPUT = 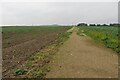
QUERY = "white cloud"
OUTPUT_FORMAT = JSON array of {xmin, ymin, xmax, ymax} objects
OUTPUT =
[{"xmin": 1, "ymin": 2, "xmax": 118, "ymax": 25}]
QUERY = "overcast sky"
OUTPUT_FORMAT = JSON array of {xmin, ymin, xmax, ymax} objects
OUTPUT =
[{"xmin": 1, "ymin": 2, "xmax": 118, "ymax": 25}]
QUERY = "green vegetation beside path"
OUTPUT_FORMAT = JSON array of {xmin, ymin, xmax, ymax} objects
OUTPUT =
[{"xmin": 77, "ymin": 26, "xmax": 119, "ymax": 53}]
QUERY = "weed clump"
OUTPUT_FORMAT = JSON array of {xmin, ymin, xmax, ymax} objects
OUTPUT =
[{"xmin": 15, "ymin": 69, "xmax": 27, "ymax": 75}]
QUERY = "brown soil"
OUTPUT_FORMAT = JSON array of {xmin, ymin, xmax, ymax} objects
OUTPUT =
[
  {"xmin": 46, "ymin": 27, "xmax": 118, "ymax": 78},
  {"xmin": 2, "ymin": 26, "xmax": 70, "ymax": 78},
  {"xmin": 2, "ymin": 33, "xmax": 58, "ymax": 78}
]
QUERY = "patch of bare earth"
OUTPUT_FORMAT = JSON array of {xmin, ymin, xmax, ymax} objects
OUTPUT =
[
  {"xmin": 46, "ymin": 27, "xmax": 118, "ymax": 78},
  {"xmin": 2, "ymin": 33, "xmax": 58, "ymax": 78},
  {"xmin": 2, "ymin": 26, "xmax": 71, "ymax": 78}
]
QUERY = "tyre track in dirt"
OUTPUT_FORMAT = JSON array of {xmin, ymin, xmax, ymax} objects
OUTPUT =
[{"xmin": 46, "ymin": 27, "xmax": 118, "ymax": 78}]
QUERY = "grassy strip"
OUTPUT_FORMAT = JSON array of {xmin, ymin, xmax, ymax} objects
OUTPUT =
[
  {"xmin": 15, "ymin": 32, "xmax": 72, "ymax": 78},
  {"xmin": 77, "ymin": 26, "xmax": 119, "ymax": 53}
]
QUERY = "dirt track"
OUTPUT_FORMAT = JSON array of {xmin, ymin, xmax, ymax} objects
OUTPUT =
[{"xmin": 46, "ymin": 27, "xmax": 118, "ymax": 78}]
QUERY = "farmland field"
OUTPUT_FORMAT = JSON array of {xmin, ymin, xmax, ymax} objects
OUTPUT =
[
  {"xmin": 2, "ymin": 26, "xmax": 118, "ymax": 78},
  {"xmin": 77, "ymin": 26, "xmax": 119, "ymax": 53},
  {"xmin": 2, "ymin": 26, "xmax": 71, "ymax": 78}
]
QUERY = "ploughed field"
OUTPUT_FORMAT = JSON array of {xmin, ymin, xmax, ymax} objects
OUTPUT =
[{"xmin": 2, "ymin": 26, "xmax": 71, "ymax": 77}]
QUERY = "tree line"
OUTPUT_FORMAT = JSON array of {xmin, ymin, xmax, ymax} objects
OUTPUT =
[{"xmin": 77, "ymin": 23, "xmax": 120, "ymax": 27}]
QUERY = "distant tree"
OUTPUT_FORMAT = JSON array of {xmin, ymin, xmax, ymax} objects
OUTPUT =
[
  {"xmin": 77, "ymin": 23, "xmax": 88, "ymax": 26},
  {"xmin": 89, "ymin": 24, "xmax": 96, "ymax": 26},
  {"xmin": 110, "ymin": 24, "xmax": 113, "ymax": 26},
  {"xmin": 102, "ymin": 24, "xmax": 109, "ymax": 26},
  {"xmin": 97, "ymin": 24, "xmax": 101, "ymax": 26},
  {"xmin": 110, "ymin": 23, "xmax": 119, "ymax": 27}
]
